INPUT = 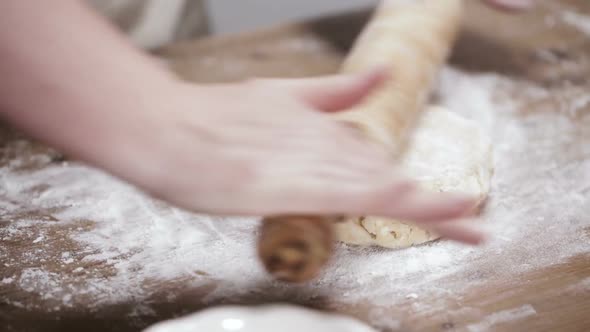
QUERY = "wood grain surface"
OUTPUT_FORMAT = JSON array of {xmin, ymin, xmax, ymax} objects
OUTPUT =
[{"xmin": 1, "ymin": 1, "xmax": 589, "ymax": 331}]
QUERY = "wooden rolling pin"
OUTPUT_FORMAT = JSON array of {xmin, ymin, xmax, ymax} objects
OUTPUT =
[{"xmin": 257, "ymin": 0, "xmax": 465, "ymax": 283}]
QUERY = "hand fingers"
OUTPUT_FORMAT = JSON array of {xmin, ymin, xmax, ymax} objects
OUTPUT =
[
  {"xmin": 262, "ymin": 165, "xmax": 479, "ymax": 226},
  {"xmin": 344, "ymin": 184, "xmax": 479, "ymax": 224},
  {"xmin": 246, "ymin": 119, "xmax": 479, "ymax": 224},
  {"xmin": 264, "ymin": 65, "xmax": 389, "ymax": 112},
  {"xmin": 194, "ymin": 84, "xmax": 479, "ymax": 228},
  {"xmin": 429, "ymin": 219, "xmax": 488, "ymax": 245},
  {"xmin": 291, "ymin": 160, "xmax": 477, "ymax": 223},
  {"xmin": 484, "ymin": 0, "xmax": 534, "ymax": 12}
]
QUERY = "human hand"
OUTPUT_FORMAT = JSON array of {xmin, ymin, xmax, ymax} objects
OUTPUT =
[
  {"xmin": 0, "ymin": 0, "xmax": 484, "ymax": 245},
  {"xmin": 114, "ymin": 68, "xmax": 484, "ymax": 244}
]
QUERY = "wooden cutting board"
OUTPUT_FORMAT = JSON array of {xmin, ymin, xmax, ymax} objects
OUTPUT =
[{"xmin": 1, "ymin": 1, "xmax": 589, "ymax": 331}]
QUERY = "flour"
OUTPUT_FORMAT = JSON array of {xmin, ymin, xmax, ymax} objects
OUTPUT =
[
  {"xmin": 18, "ymin": 269, "xmax": 69, "ymax": 305},
  {"xmin": 562, "ymin": 10, "xmax": 590, "ymax": 36},
  {"xmin": 466, "ymin": 305, "xmax": 537, "ymax": 332},
  {"xmin": 32, "ymin": 235, "xmax": 44, "ymax": 243},
  {"xmin": 1, "ymin": 67, "xmax": 589, "ymax": 330},
  {"xmin": 572, "ymin": 277, "xmax": 590, "ymax": 291}
]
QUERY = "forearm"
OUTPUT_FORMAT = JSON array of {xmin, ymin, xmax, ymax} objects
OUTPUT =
[{"xmin": 0, "ymin": 1, "xmax": 176, "ymax": 174}]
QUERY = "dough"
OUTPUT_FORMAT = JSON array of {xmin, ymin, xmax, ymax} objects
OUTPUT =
[
  {"xmin": 334, "ymin": 1, "xmax": 487, "ymax": 249},
  {"xmin": 257, "ymin": 1, "xmax": 474, "ymax": 282},
  {"xmin": 338, "ymin": 0, "xmax": 464, "ymax": 154},
  {"xmin": 336, "ymin": 106, "xmax": 493, "ymax": 248}
]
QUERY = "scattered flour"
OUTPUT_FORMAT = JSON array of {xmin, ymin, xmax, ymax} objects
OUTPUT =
[
  {"xmin": 466, "ymin": 305, "xmax": 537, "ymax": 332},
  {"xmin": 32, "ymin": 235, "xmax": 44, "ymax": 244},
  {"xmin": 562, "ymin": 10, "xmax": 590, "ymax": 36},
  {"xmin": 0, "ymin": 67, "xmax": 589, "ymax": 331},
  {"xmin": 17, "ymin": 269, "xmax": 69, "ymax": 305}
]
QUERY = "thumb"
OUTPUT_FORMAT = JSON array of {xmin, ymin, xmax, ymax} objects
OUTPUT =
[{"xmin": 272, "ymin": 65, "xmax": 389, "ymax": 112}]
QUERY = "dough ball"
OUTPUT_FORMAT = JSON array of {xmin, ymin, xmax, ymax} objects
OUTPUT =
[{"xmin": 336, "ymin": 107, "xmax": 493, "ymax": 248}]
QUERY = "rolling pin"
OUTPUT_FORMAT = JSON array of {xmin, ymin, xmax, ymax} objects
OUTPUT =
[{"xmin": 257, "ymin": 0, "xmax": 465, "ymax": 283}]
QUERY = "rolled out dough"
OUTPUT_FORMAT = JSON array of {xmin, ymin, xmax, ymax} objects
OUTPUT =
[{"xmin": 336, "ymin": 107, "xmax": 493, "ymax": 249}]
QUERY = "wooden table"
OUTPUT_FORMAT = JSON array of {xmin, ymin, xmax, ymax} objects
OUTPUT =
[{"xmin": 1, "ymin": 1, "xmax": 589, "ymax": 331}]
